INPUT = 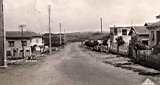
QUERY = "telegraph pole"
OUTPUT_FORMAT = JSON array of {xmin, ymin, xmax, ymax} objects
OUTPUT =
[
  {"xmin": 48, "ymin": 5, "xmax": 52, "ymax": 55},
  {"xmin": 59, "ymin": 23, "xmax": 62, "ymax": 46},
  {"xmin": 0, "ymin": 0, "xmax": 7, "ymax": 67},
  {"xmin": 19, "ymin": 24, "xmax": 26, "ymax": 59},
  {"xmin": 64, "ymin": 28, "xmax": 65, "ymax": 45},
  {"xmin": 100, "ymin": 17, "xmax": 103, "ymax": 33}
]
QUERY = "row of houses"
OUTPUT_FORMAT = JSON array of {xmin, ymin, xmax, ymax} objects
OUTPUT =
[
  {"xmin": 109, "ymin": 16, "xmax": 160, "ymax": 69},
  {"xmin": 5, "ymin": 31, "xmax": 66, "ymax": 60},
  {"xmin": 110, "ymin": 19, "xmax": 160, "ymax": 54}
]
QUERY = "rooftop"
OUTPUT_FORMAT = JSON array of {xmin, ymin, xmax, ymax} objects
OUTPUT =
[
  {"xmin": 6, "ymin": 31, "xmax": 41, "ymax": 39},
  {"xmin": 110, "ymin": 26, "xmax": 149, "ymax": 34},
  {"xmin": 145, "ymin": 21, "xmax": 160, "ymax": 29}
]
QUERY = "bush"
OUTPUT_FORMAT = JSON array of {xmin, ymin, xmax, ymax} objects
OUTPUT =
[
  {"xmin": 115, "ymin": 36, "xmax": 125, "ymax": 53},
  {"xmin": 116, "ymin": 36, "xmax": 125, "ymax": 46}
]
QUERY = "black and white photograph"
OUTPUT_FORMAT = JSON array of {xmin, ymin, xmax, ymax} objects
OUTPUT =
[{"xmin": 0, "ymin": 0, "xmax": 160, "ymax": 85}]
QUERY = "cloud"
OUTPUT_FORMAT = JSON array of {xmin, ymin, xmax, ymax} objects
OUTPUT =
[{"xmin": 3, "ymin": 0, "xmax": 160, "ymax": 33}]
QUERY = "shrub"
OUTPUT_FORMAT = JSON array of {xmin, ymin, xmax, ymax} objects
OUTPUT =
[{"xmin": 115, "ymin": 36, "xmax": 125, "ymax": 53}]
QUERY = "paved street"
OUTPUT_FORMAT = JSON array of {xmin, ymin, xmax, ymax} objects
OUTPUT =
[{"xmin": 0, "ymin": 43, "xmax": 152, "ymax": 85}]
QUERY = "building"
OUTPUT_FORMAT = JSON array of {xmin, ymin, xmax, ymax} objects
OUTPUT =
[
  {"xmin": 30, "ymin": 34, "xmax": 43, "ymax": 53},
  {"xmin": 0, "ymin": 0, "xmax": 5, "ymax": 66},
  {"xmin": 6, "ymin": 31, "xmax": 43, "ymax": 59},
  {"xmin": 42, "ymin": 33, "xmax": 64, "ymax": 47},
  {"xmin": 145, "ymin": 21, "xmax": 160, "ymax": 54},
  {"xmin": 145, "ymin": 22, "xmax": 160, "ymax": 47},
  {"xmin": 110, "ymin": 25, "xmax": 149, "ymax": 45}
]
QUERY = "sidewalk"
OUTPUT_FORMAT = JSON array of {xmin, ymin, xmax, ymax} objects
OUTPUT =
[{"xmin": 83, "ymin": 48, "xmax": 160, "ymax": 76}]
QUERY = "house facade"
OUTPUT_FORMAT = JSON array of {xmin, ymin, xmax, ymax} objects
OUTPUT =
[
  {"xmin": 110, "ymin": 26, "xmax": 149, "ymax": 45},
  {"xmin": 145, "ymin": 22, "xmax": 160, "ymax": 47},
  {"xmin": 145, "ymin": 21, "xmax": 160, "ymax": 54},
  {"xmin": 30, "ymin": 35, "xmax": 44, "ymax": 53},
  {"xmin": 110, "ymin": 26, "xmax": 131, "ymax": 45},
  {"xmin": 6, "ymin": 31, "xmax": 43, "ymax": 59},
  {"xmin": 109, "ymin": 25, "xmax": 149, "ymax": 55}
]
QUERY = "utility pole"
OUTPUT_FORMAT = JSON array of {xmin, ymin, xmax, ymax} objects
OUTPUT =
[
  {"xmin": 19, "ymin": 24, "xmax": 26, "ymax": 59},
  {"xmin": 64, "ymin": 28, "xmax": 65, "ymax": 45},
  {"xmin": 100, "ymin": 17, "xmax": 103, "ymax": 33},
  {"xmin": 0, "ymin": 0, "xmax": 7, "ymax": 67},
  {"xmin": 48, "ymin": 5, "xmax": 52, "ymax": 55},
  {"xmin": 59, "ymin": 23, "xmax": 62, "ymax": 46}
]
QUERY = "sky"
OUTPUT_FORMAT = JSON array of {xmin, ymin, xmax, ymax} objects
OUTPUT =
[{"xmin": 3, "ymin": 0, "xmax": 160, "ymax": 33}]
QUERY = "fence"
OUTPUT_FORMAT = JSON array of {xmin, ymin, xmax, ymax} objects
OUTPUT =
[
  {"xmin": 137, "ymin": 50, "xmax": 160, "ymax": 69},
  {"xmin": 109, "ymin": 43, "xmax": 128, "ymax": 56},
  {"xmin": 83, "ymin": 41, "xmax": 160, "ymax": 70}
]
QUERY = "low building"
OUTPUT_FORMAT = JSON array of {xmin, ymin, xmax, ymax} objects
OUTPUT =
[
  {"xmin": 6, "ymin": 31, "xmax": 43, "ymax": 59},
  {"xmin": 30, "ymin": 34, "xmax": 44, "ymax": 53},
  {"xmin": 109, "ymin": 25, "xmax": 149, "ymax": 55},
  {"xmin": 145, "ymin": 21, "xmax": 160, "ymax": 54},
  {"xmin": 145, "ymin": 22, "xmax": 160, "ymax": 46},
  {"xmin": 110, "ymin": 25, "xmax": 149, "ymax": 45}
]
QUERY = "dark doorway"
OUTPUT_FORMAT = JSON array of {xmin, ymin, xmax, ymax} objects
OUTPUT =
[{"xmin": 156, "ymin": 31, "xmax": 160, "ymax": 45}]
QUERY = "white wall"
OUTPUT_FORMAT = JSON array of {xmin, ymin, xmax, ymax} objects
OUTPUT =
[
  {"xmin": 6, "ymin": 39, "xmax": 31, "ymax": 57},
  {"xmin": 30, "ymin": 37, "xmax": 43, "ymax": 51},
  {"xmin": 111, "ymin": 27, "xmax": 131, "ymax": 45}
]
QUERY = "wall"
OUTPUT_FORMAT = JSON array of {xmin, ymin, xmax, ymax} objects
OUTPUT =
[
  {"xmin": 6, "ymin": 39, "xmax": 31, "ymax": 59},
  {"xmin": 109, "ymin": 42, "xmax": 128, "ymax": 56},
  {"xmin": 30, "ymin": 37, "xmax": 43, "ymax": 51},
  {"xmin": 147, "ymin": 27, "xmax": 160, "ymax": 47},
  {"xmin": 110, "ymin": 27, "xmax": 131, "ymax": 45}
]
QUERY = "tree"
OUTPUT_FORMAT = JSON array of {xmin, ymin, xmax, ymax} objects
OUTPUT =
[{"xmin": 129, "ymin": 35, "xmax": 149, "ymax": 62}]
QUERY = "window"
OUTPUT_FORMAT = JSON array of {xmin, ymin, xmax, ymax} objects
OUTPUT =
[
  {"xmin": 122, "ymin": 29, "xmax": 127, "ymax": 35},
  {"xmin": 6, "ymin": 51, "xmax": 11, "ymax": 56},
  {"xmin": 20, "ymin": 50, "xmax": 23, "ymax": 52},
  {"xmin": 26, "ymin": 50, "xmax": 30, "ymax": 52},
  {"xmin": 142, "ymin": 40, "xmax": 149, "ymax": 45},
  {"xmin": 21, "ymin": 41, "xmax": 27, "ymax": 46},
  {"xmin": 8, "ymin": 41, "xmax": 14, "ymax": 47},
  {"xmin": 114, "ymin": 28, "xmax": 118, "ymax": 35},
  {"xmin": 151, "ymin": 31, "xmax": 155, "ymax": 41},
  {"xmin": 36, "ymin": 39, "xmax": 39, "ymax": 43},
  {"xmin": 13, "ymin": 49, "xmax": 17, "ymax": 56}
]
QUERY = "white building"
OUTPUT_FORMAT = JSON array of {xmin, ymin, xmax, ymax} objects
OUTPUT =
[
  {"xmin": 110, "ymin": 26, "xmax": 149, "ymax": 45},
  {"xmin": 30, "ymin": 35, "xmax": 44, "ymax": 52},
  {"xmin": 6, "ymin": 31, "xmax": 43, "ymax": 59}
]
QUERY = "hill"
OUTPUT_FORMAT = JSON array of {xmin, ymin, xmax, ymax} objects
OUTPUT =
[{"xmin": 65, "ymin": 32, "xmax": 110, "ymax": 42}]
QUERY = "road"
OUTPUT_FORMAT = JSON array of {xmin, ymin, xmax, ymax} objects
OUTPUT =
[{"xmin": 0, "ymin": 43, "xmax": 147, "ymax": 85}]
